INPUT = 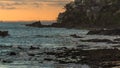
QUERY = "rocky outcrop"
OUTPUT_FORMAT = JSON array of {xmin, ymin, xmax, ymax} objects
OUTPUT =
[
  {"xmin": 0, "ymin": 31, "xmax": 9, "ymax": 37},
  {"xmin": 57, "ymin": 0, "xmax": 120, "ymax": 28},
  {"xmin": 87, "ymin": 29, "xmax": 120, "ymax": 35},
  {"xmin": 26, "ymin": 21, "xmax": 46, "ymax": 27}
]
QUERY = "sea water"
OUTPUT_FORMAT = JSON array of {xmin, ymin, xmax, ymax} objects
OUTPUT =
[
  {"xmin": 0, "ymin": 22, "xmax": 88, "ymax": 47},
  {"xmin": 0, "ymin": 22, "xmax": 90, "ymax": 68},
  {"xmin": 0, "ymin": 22, "xmax": 118, "ymax": 68}
]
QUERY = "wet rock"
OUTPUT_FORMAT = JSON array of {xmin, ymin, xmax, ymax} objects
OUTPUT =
[
  {"xmin": 101, "ymin": 61, "xmax": 120, "ymax": 68},
  {"xmin": 17, "ymin": 46, "xmax": 23, "ymax": 50},
  {"xmin": 28, "ymin": 53, "xmax": 36, "ymax": 56},
  {"xmin": 112, "ymin": 45, "xmax": 120, "ymax": 48},
  {"xmin": 114, "ymin": 38, "xmax": 120, "ymax": 41},
  {"xmin": 87, "ymin": 29, "xmax": 120, "ymax": 35},
  {"xmin": 8, "ymin": 52, "xmax": 17, "ymax": 56},
  {"xmin": 29, "ymin": 46, "xmax": 39, "ymax": 50},
  {"xmin": 70, "ymin": 34, "xmax": 83, "ymax": 38},
  {"xmin": 0, "ymin": 31, "xmax": 9, "ymax": 37},
  {"xmin": 80, "ymin": 39, "xmax": 112, "ymax": 43},
  {"xmin": 77, "ymin": 45, "xmax": 90, "ymax": 49},
  {"xmin": 44, "ymin": 58, "xmax": 53, "ymax": 61},
  {"xmin": 50, "ymin": 48, "xmax": 120, "ymax": 68},
  {"xmin": 107, "ymin": 41, "xmax": 120, "ymax": 44},
  {"xmin": 45, "ymin": 52, "xmax": 56, "ymax": 55},
  {"xmin": 2, "ymin": 59, "xmax": 13, "ymax": 63}
]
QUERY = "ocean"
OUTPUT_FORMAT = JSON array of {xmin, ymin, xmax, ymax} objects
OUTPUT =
[
  {"xmin": 0, "ymin": 22, "xmax": 88, "ymax": 47},
  {"xmin": 0, "ymin": 22, "xmax": 118, "ymax": 68}
]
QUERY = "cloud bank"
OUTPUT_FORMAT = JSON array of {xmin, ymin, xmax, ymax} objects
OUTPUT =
[{"xmin": 0, "ymin": 0, "xmax": 72, "ymax": 9}]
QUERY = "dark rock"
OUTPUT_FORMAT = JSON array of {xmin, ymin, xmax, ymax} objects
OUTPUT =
[
  {"xmin": 8, "ymin": 52, "xmax": 16, "ymax": 56},
  {"xmin": 44, "ymin": 58, "xmax": 53, "ymax": 61},
  {"xmin": 87, "ymin": 29, "xmax": 120, "ymax": 35},
  {"xmin": 29, "ymin": 46, "xmax": 39, "ymax": 50},
  {"xmin": 112, "ymin": 45, "xmax": 120, "ymax": 48},
  {"xmin": 114, "ymin": 38, "xmax": 120, "ymax": 41},
  {"xmin": 107, "ymin": 41, "xmax": 120, "ymax": 44},
  {"xmin": 28, "ymin": 53, "xmax": 35, "ymax": 56},
  {"xmin": 70, "ymin": 34, "xmax": 83, "ymax": 38},
  {"xmin": 0, "ymin": 31, "xmax": 9, "ymax": 37},
  {"xmin": 17, "ymin": 46, "xmax": 23, "ymax": 50},
  {"xmin": 49, "ymin": 47, "xmax": 120, "ymax": 68},
  {"xmin": 80, "ymin": 39, "xmax": 112, "ymax": 43},
  {"xmin": 26, "ymin": 21, "xmax": 44, "ymax": 27},
  {"xmin": 77, "ymin": 45, "xmax": 90, "ymax": 49},
  {"xmin": 2, "ymin": 59, "xmax": 13, "ymax": 63}
]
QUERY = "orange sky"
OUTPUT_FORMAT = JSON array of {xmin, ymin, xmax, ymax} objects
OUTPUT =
[{"xmin": 0, "ymin": 0, "xmax": 72, "ymax": 21}]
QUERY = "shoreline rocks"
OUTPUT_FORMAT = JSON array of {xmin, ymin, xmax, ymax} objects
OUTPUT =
[
  {"xmin": 45, "ymin": 48, "xmax": 120, "ymax": 68},
  {"xmin": 26, "ymin": 21, "xmax": 47, "ymax": 27},
  {"xmin": 0, "ymin": 45, "xmax": 119, "ymax": 67},
  {"xmin": 87, "ymin": 29, "xmax": 120, "ymax": 35}
]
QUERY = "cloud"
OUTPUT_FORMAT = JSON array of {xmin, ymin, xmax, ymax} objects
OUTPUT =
[{"xmin": 0, "ymin": 0, "xmax": 72, "ymax": 10}]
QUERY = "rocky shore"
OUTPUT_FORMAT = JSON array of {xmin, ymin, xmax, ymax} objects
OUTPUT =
[
  {"xmin": 0, "ymin": 45, "xmax": 120, "ymax": 68},
  {"xmin": 87, "ymin": 29, "xmax": 120, "ymax": 35}
]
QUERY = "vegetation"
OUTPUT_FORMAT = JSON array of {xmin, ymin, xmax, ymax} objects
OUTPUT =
[{"xmin": 57, "ymin": 0, "xmax": 120, "ymax": 28}]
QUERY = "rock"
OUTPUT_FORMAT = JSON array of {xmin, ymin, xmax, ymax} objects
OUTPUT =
[
  {"xmin": 112, "ymin": 45, "xmax": 120, "ymax": 48},
  {"xmin": 114, "ymin": 38, "xmax": 120, "ymax": 41},
  {"xmin": 8, "ymin": 52, "xmax": 16, "ymax": 56},
  {"xmin": 2, "ymin": 59, "xmax": 13, "ymax": 63},
  {"xmin": 80, "ymin": 39, "xmax": 112, "ymax": 43},
  {"xmin": 77, "ymin": 45, "xmax": 90, "ymax": 49},
  {"xmin": 44, "ymin": 58, "xmax": 53, "ymax": 61},
  {"xmin": 26, "ymin": 21, "xmax": 44, "ymax": 27},
  {"xmin": 50, "ymin": 47, "xmax": 120, "ymax": 68},
  {"xmin": 70, "ymin": 34, "xmax": 83, "ymax": 38},
  {"xmin": 29, "ymin": 46, "xmax": 39, "ymax": 50},
  {"xmin": 28, "ymin": 53, "xmax": 35, "ymax": 56},
  {"xmin": 87, "ymin": 29, "xmax": 120, "ymax": 35},
  {"xmin": 0, "ymin": 31, "xmax": 9, "ymax": 37},
  {"xmin": 101, "ymin": 61, "xmax": 120, "ymax": 68}
]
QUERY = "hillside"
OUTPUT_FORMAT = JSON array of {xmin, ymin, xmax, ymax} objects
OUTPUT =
[{"xmin": 57, "ymin": 0, "xmax": 120, "ymax": 28}]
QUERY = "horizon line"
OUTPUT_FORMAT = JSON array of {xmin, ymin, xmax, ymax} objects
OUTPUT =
[{"xmin": 0, "ymin": 20, "xmax": 57, "ymax": 22}]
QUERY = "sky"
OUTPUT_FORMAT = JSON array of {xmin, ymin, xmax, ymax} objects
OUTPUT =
[{"xmin": 0, "ymin": 0, "xmax": 72, "ymax": 21}]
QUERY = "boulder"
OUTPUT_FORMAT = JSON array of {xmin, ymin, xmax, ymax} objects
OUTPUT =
[{"xmin": 0, "ymin": 31, "xmax": 9, "ymax": 37}]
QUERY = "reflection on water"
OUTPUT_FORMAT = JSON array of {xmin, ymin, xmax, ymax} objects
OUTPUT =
[
  {"xmin": 0, "ymin": 23, "xmax": 88, "ymax": 46},
  {"xmin": 0, "ymin": 22, "xmax": 118, "ymax": 68},
  {"xmin": 0, "ymin": 64, "xmax": 90, "ymax": 68},
  {"xmin": 0, "ymin": 23, "xmax": 91, "ymax": 68}
]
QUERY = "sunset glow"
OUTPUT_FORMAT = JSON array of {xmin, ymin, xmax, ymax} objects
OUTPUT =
[{"xmin": 0, "ymin": 0, "xmax": 72, "ymax": 21}]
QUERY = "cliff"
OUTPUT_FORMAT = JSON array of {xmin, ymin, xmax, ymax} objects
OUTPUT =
[{"xmin": 57, "ymin": 0, "xmax": 120, "ymax": 28}]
